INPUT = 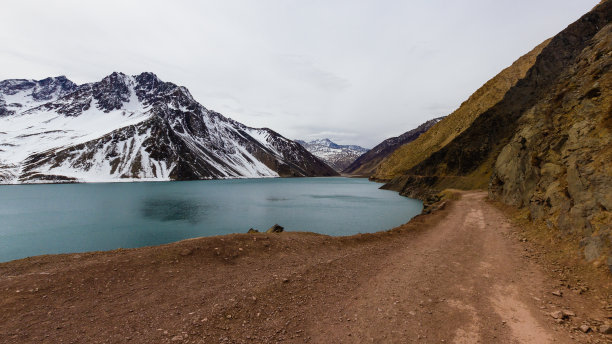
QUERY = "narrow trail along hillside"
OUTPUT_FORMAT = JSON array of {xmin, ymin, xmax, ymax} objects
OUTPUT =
[{"xmin": 1, "ymin": 192, "xmax": 609, "ymax": 343}]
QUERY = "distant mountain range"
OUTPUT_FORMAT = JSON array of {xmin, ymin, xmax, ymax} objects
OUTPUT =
[
  {"xmin": 0, "ymin": 72, "xmax": 337, "ymax": 183},
  {"xmin": 296, "ymin": 139, "xmax": 368, "ymax": 172},
  {"xmin": 343, "ymin": 117, "xmax": 443, "ymax": 176}
]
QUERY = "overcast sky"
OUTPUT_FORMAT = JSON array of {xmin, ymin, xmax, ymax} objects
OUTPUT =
[{"xmin": 0, "ymin": 0, "xmax": 599, "ymax": 147}]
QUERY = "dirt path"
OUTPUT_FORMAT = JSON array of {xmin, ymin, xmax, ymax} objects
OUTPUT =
[
  {"xmin": 0, "ymin": 191, "xmax": 607, "ymax": 343},
  {"xmin": 305, "ymin": 191, "xmax": 561, "ymax": 343}
]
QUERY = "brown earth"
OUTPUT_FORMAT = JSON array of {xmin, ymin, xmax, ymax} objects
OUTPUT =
[{"xmin": 1, "ymin": 191, "xmax": 611, "ymax": 343}]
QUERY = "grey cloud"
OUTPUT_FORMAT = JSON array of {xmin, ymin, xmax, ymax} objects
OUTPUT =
[
  {"xmin": 0, "ymin": 0, "xmax": 599, "ymax": 148},
  {"xmin": 275, "ymin": 54, "xmax": 351, "ymax": 91}
]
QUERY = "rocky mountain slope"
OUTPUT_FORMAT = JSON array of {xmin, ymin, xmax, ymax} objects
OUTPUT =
[
  {"xmin": 381, "ymin": 1, "xmax": 612, "ymax": 268},
  {"xmin": 373, "ymin": 39, "xmax": 551, "ymax": 181},
  {"xmin": 343, "ymin": 117, "xmax": 443, "ymax": 177},
  {"xmin": 490, "ymin": 19, "xmax": 612, "ymax": 265},
  {"xmin": 0, "ymin": 72, "xmax": 337, "ymax": 183},
  {"xmin": 296, "ymin": 138, "xmax": 367, "ymax": 172}
]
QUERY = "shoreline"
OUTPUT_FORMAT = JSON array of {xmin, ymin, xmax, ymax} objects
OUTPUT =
[
  {"xmin": 0, "ymin": 176, "xmax": 420, "ymax": 264},
  {"xmin": 2, "ymin": 192, "xmax": 611, "ymax": 343}
]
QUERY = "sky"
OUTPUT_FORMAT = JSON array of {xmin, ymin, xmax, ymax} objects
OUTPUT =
[{"xmin": 0, "ymin": 0, "xmax": 599, "ymax": 148}]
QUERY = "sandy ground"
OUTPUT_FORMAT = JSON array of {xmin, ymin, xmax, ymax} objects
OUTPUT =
[{"xmin": 1, "ymin": 191, "xmax": 610, "ymax": 343}]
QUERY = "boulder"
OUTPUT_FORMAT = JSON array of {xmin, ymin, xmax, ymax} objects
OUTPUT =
[
  {"xmin": 247, "ymin": 228, "xmax": 259, "ymax": 233},
  {"xmin": 599, "ymin": 324, "xmax": 612, "ymax": 334},
  {"xmin": 581, "ymin": 236, "xmax": 603, "ymax": 262},
  {"xmin": 266, "ymin": 224, "xmax": 284, "ymax": 233}
]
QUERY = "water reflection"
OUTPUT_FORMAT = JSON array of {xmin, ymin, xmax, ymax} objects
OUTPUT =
[
  {"xmin": 266, "ymin": 197, "xmax": 290, "ymax": 202},
  {"xmin": 140, "ymin": 198, "xmax": 206, "ymax": 224},
  {"xmin": 309, "ymin": 194, "xmax": 376, "ymax": 201}
]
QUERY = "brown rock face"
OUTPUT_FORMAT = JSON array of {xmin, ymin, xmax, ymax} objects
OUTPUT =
[
  {"xmin": 489, "ymin": 22, "xmax": 612, "ymax": 263},
  {"xmin": 382, "ymin": 2, "xmax": 611, "ymax": 194},
  {"xmin": 373, "ymin": 39, "xmax": 550, "ymax": 181},
  {"xmin": 379, "ymin": 1, "xmax": 612, "ymax": 266}
]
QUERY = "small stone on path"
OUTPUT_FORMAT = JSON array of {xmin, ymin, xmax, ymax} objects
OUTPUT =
[
  {"xmin": 550, "ymin": 311, "xmax": 563, "ymax": 319},
  {"xmin": 599, "ymin": 324, "xmax": 612, "ymax": 334},
  {"xmin": 562, "ymin": 310, "xmax": 575, "ymax": 317}
]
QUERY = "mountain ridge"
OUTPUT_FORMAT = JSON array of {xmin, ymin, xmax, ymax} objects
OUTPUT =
[
  {"xmin": 343, "ymin": 117, "xmax": 444, "ymax": 177},
  {"xmin": 296, "ymin": 138, "xmax": 367, "ymax": 172},
  {"xmin": 373, "ymin": 38, "xmax": 551, "ymax": 182},
  {"xmin": 0, "ymin": 72, "xmax": 338, "ymax": 183}
]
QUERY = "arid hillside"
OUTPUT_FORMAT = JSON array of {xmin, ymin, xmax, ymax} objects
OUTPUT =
[
  {"xmin": 380, "ymin": 1, "xmax": 612, "ymax": 270},
  {"xmin": 489, "ymin": 22, "xmax": 612, "ymax": 267},
  {"xmin": 343, "ymin": 117, "xmax": 442, "ymax": 177},
  {"xmin": 373, "ymin": 39, "xmax": 550, "ymax": 181}
]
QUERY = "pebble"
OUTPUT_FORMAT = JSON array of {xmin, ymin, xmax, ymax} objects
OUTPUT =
[
  {"xmin": 562, "ymin": 310, "xmax": 575, "ymax": 317},
  {"xmin": 171, "ymin": 335, "xmax": 183, "ymax": 341},
  {"xmin": 552, "ymin": 290, "xmax": 563, "ymax": 297},
  {"xmin": 550, "ymin": 311, "xmax": 563, "ymax": 319}
]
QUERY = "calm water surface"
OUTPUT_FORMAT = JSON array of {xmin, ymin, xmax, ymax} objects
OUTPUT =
[{"xmin": 0, "ymin": 177, "xmax": 422, "ymax": 262}]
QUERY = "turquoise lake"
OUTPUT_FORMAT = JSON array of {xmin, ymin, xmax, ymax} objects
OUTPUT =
[{"xmin": 0, "ymin": 177, "xmax": 422, "ymax": 262}]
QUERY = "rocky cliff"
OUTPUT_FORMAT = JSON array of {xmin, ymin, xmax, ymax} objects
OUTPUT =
[
  {"xmin": 343, "ymin": 117, "xmax": 443, "ymax": 177},
  {"xmin": 490, "ymin": 21, "xmax": 612, "ymax": 265},
  {"xmin": 380, "ymin": 1, "xmax": 612, "ymax": 268}
]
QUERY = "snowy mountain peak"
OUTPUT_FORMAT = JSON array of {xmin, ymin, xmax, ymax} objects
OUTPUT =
[
  {"xmin": 93, "ymin": 72, "xmax": 135, "ymax": 112},
  {"xmin": 310, "ymin": 138, "xmax": 338, "ymax": 148},
  {"xmin": 0, "ymin": 76, "xmax": 78, "ymax": 116},
  {"xmin": 297, "ymin": 138, "xmax": 368, "ymax": 172},
  {"xmin": 0, "ymin": 72, "xmax": 337, "ymax": 183}
]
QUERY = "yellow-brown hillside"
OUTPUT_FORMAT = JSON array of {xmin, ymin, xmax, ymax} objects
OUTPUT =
[{"xmin": 373, "ymin": 39, "xmax": 551, "ymax": 181}]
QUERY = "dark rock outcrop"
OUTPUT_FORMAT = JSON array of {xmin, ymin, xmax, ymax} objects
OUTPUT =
[
  {"xmin": 266, "ymin": 224, "xmax": 284, "ymax": 233},
  {"xmin": 489, "ymin": 20, "xmax": 612, "ymax": 263}
]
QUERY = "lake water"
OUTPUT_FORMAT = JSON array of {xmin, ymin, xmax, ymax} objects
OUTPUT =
[{"xmin": 0, "ymin": 177, "xmax": 422, "ymax": 262}]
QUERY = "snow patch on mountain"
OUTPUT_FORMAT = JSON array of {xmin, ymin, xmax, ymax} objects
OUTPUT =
[
  {"xmin": 0, "ymin": 72, "xmax": 337, "ymax": 183},
  {"xmin": 296, "ymin": 138, "xmax": 368, "ymax": 172}
]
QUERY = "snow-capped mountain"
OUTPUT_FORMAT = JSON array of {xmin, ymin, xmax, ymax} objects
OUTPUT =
[
  {"xmin": 296, "ymin": 138, "xmax": 368, "ymax": 172},
  {"xmin": 0, "ymin": 72, "xmax": 337, "ymax": 183}
]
